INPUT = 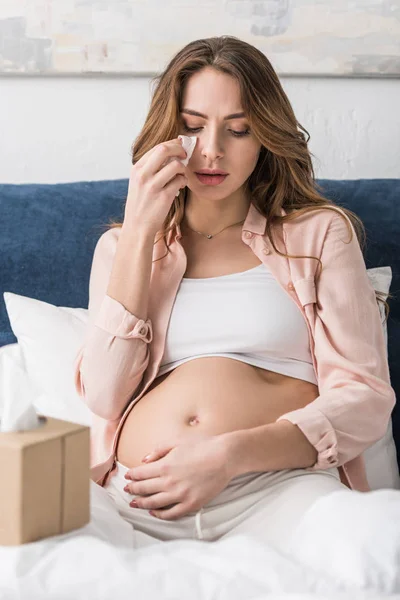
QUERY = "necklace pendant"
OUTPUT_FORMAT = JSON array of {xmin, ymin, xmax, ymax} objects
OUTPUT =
[{"xmin": 206, "ymin": 234, "xmax": 212, "ymax": 239}]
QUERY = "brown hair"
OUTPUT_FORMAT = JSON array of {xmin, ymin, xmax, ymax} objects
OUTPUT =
[{"xmin": 105, "ymin": 35, "xmax": 391, "ymax": 322}]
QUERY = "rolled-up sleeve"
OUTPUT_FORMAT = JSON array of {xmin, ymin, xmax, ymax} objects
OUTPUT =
[
  {"xmin": 73, "ymin": 228, "xmax": 153, "ymax": 421},
  {"xmin": 276, "ymin": 212, "xmax": 396, "ymax": 470}
]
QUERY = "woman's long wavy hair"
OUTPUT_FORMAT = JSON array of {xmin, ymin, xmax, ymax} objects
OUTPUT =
[{"xmin": 105, "ymin": 35, "xmax": 391, "ymax": 322}]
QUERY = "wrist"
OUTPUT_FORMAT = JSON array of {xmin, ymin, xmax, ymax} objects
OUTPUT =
[
  {"xmin": 218, "ymin": 430, "xmax": 246, "ymax": 480},
  {"xmin": 120, "ymin": 224, "xmax": 156, "ymax": 246}
]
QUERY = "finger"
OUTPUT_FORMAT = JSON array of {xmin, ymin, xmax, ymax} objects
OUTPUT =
[
  {"xmin": 131, "ymin": 492, "xmax": 178, "ymax": 511},
  {"xmin": 151, "ymin": 159, "xmax": 187, "ymax": 192},
  {"xmin": 133, "ymin": 138, "xmax": 182, "ymax": 167},
  {"xmin": 141, "ymin": 445, "xmax": 173, "ymax": 463},
  {"xmin": 124, "ymin": 463, "xmax": 160, "ymax": 481},
  {"xmin": 140, "ymin": 140, "xmax": 187, "ymax": 180},
  {"xmin": 149, "ymin": 503, "xmax": 189, "ymax": 521},
  {"xmin": 123, "ymin": 476, "xmax": 164, "ymax": 496},
  {"xmin": 125, "ymin": 447, "xmax": 174, "ymax": 480}
]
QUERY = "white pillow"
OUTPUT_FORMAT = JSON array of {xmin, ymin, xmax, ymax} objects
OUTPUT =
[
  {"xmin": 366, "ymin": 266, "xmax": 392, "ymax": 354},
  {"xmin": 2, "ymin": 265, "xmax": 399, "ymax": 489},
  {"xmin": 2, "ymin": 293, "xmax": 92, "ymax": 427},
  {"xmin": 360, "ymin": 267, "xmax": 399, "ymax": 489}
]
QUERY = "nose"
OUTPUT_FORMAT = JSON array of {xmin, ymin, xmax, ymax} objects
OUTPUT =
[{"xmin": 200, "ymin": 128, "xmax": 224, "ymax": 162}]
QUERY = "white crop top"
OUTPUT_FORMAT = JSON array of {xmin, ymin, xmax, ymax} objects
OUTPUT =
[{"xmin": 158, "ymin": 262, "xmax": 317, "ymax": 385}]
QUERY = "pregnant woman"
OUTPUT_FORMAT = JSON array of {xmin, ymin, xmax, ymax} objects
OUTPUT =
[{"xmin": 74, "ymin": 36, "xmax": 395, "ymax": 551}]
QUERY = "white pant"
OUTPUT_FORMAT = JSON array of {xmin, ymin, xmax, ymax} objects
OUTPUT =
[{"xmin": 104, "ymin": 460, "xmax": 351, "ymax": 552}]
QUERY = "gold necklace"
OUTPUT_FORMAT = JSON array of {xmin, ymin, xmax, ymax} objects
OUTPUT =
[{"xmin": 184, "ymin": 218, "xmax": 246, "ymax": 239}]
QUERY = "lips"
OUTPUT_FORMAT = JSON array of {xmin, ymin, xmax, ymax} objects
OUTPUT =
[
  {"xmin": 195, "ymin": 171, "xmax": 229, "ymax": 176},
  {"xmin": 195, "ymin": 173, "xmax": 228, "ymax": 186}
]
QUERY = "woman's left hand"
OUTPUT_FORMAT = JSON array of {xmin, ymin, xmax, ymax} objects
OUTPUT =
[{"xmin": 123, "ymin": 434, "xmax": 234, "ymax": 520}]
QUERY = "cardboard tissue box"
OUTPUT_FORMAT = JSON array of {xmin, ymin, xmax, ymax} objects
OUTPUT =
[
  {"xmin": 0, "ymin": 416, "xmax": 90, "ymax": 546},
  {"xmin": 0, "ymin": 353, "xmax": 90, "ymax": 545}
]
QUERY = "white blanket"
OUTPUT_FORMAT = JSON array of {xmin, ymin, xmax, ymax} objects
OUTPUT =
[
  {"xmin": 0, "ymin": 481, "xmax": 399, "ymax": 599},
  {"xmin": 1, "ymin": 342, "xmax": 399, "ymax": 598}
]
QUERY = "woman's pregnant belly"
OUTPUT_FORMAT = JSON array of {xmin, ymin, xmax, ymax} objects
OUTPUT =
[{"xmin": 116, "ymin": 356, "xmax": 319, "ymax": 469}]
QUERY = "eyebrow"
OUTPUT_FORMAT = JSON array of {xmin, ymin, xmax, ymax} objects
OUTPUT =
[{"xmin": 181, "ymin": 109, "xmax": 246, "ymax": 120}]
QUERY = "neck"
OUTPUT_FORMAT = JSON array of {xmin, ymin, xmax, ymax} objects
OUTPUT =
[{"xmin": 182, "ymin": 191, "xmax": 250, "ymax": 237}]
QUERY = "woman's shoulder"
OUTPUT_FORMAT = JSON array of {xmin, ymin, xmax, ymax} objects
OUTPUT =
[
  {"xmin": 284, "ymin": 204, "xmax": 350, "ymax": 234},
  {"xmin": 92, "ymin": 225, "xmax": 123, "ymax": 263},
  {"xmin": 281, "ymin": 205, "xmax": 354, "ymax": 257},
  {"xmin": 97, "ymin": 225, "xmax": 122, "ymax": 247}
]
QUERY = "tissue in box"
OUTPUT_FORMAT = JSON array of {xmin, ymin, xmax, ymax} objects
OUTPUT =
[{"xmin": 0, "ymin": 416, "xmax": 90, "ymax": 545}]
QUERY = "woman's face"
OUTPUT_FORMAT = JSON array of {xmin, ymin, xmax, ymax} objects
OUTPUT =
[{"xmin": 179, "ymin": 67, "xmax": 262, "ymax": 198}]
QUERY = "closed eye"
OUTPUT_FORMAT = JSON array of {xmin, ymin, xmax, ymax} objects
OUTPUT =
[{"xmin": 182, "ymin": 125, "xmax": 250, "ymax": 138}]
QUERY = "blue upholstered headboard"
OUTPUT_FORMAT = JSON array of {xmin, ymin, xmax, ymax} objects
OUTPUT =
[{"xmin": 1, "ymin": 178, "xmax": 399, "ymax": 464}]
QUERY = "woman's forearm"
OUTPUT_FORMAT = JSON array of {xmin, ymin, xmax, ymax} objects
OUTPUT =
[
  {"xmin": 75, "ymin": 224, "xmax": 156, "ymax": 420},
  {"xmin": 222, "ymin": 420, "xmax": 318, "ymax": 479},
  {"xmin": 106, "ymin": 224, "xmax": 155, "ymax": 321}
]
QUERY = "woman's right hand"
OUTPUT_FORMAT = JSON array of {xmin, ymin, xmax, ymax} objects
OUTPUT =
[{"xmin": 123, "ymin": 138, "xmax": 188, "ymax": 236}]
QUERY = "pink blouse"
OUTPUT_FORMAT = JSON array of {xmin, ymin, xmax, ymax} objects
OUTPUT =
[{"xmin": 73, "ymin": 203, "xmax": 396, "ymax": 491}]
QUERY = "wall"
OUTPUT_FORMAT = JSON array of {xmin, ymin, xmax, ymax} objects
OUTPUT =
[{"xmin": 0, "ymin": 75, "xmax": 399, "ymax": 184}]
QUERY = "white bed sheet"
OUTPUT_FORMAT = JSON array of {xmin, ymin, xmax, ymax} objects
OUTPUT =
[
  {"xmin": 1, "ymin": 342, "xmax": 400, "ymax": 598},
  {"xmin": 0, "ymin": 480, "xmax": 399, "ymax": 599}
]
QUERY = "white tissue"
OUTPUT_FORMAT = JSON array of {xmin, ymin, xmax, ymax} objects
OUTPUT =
[
  {"xmin": 178, "ymin": 135, "xmax": 197, "ymax": 167},
  {"xmin": 173, "ymin": 135, "xmax": 197, "ymax": 196},
  {"xmin": 0, "ymin": 352, "xmax": 42, "ymax": 432}
]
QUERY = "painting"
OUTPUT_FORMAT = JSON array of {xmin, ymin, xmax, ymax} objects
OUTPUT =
[{"xmin": 0, "ymin": 0, "xmax": 399, "ymax": 76}]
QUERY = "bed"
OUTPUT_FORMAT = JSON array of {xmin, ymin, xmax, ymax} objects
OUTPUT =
[{"xmin": 1, "ymin": 178, "xmax": 400, "ymax": 597}]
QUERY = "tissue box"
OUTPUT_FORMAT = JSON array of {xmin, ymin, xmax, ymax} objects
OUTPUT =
[{"xmin": 0, "ymin": 416, "xmax": 90, "ymax": 545}]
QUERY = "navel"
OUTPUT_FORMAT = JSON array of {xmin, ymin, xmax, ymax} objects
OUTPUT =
[{"xmin": 188, "ymin": 415, "xmax": 200, "ymax": 426}]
